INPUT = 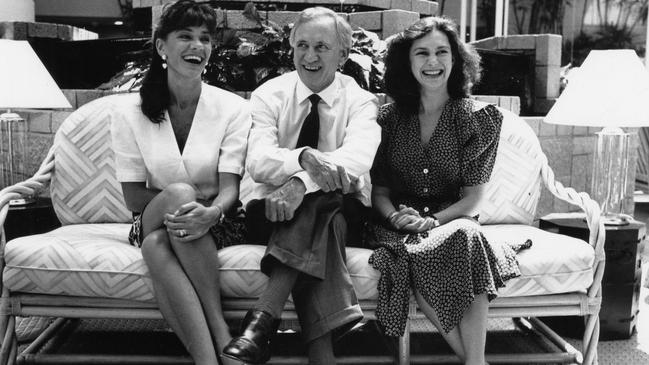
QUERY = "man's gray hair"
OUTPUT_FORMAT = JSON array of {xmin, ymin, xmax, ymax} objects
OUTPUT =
[{"xmin": 289, "ymin": 7, "xmax": 353, "ymax": 51}]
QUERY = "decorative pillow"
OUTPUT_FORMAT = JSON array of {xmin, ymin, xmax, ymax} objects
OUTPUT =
[
  {"xmin": 479, "ymin": 108, "xmax": 544, "ymax": 225},
  {"xmin": 51, "ymin": 96, "xmax": 131, "ymax": 225}
]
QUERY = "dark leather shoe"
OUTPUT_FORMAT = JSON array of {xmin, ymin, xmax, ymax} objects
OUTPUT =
[{"xmin": 222, "ymin": 309, "xmax": 280, "ymax": 364}]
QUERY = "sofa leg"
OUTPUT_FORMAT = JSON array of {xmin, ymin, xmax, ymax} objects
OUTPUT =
[
  {"xmin": 582, "ymin": 314, "xmax": 600, "ymax": 365},
  {"xmin": 0, "ymin": 314, "xmax": 16, "ymax": 365},
  {"xmin": 398, "ymin": 320, "xmax": 410, "ymax": 365}
]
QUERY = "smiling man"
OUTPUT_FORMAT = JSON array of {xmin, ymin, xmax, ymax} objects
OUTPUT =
[{"xmin": 222, "ymin": 7, "xmax": 380, "ymax": 365}]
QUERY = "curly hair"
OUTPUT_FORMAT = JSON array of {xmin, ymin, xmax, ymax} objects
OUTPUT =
[
  {"xmin": 140, "ymin": 0, "xmax": 217, "ymax": 124},
  {"xmin": 384, "ymin": 16, "xmax": 481, "ymax": 114}
]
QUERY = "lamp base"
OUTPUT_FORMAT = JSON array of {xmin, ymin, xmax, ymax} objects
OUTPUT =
[
  {"xmin": 591, "ymin": 127, "xmax": 634, "ymax": 219},
  {"xmin": 602, "ymin": 213, "xmax": 632, "ymax": 226}
]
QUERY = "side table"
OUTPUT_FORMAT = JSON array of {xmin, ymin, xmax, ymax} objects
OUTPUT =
[
  {"xmin": 539, "ymin": 213, "xmax": 645, "ymax": 340},
  {"xmin": 4, "ymin": 197, "xmax": 61, "ymax": 242}
]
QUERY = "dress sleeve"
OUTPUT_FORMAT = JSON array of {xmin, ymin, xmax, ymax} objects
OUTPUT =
[
  {"xmin": 218, "ymin": 99, "xmax": 252, "ymax": 176},
  {"xmin": 370, "ymin": 104, "xmax": 394, "ymax": 188},
  {"xmin": 460, "ymin": 104, "xmax": 503, "ymax": 186},
  {"xmin": 110, "ymin": 105, "xmax": 147, "ymax": 182}
]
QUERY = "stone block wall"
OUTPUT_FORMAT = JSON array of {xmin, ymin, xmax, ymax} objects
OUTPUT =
[
  {"xmin": 147, "ymin": 0, "xmax": 436, "ymax": 39},
  {"xmin": 138, "ymin": 0, "xmax": 438, "ymax": 15},
  {"xmin": 0, "ymin": 21, "xmax": 97, "ymax": 41},
  {"xmin": 471, "ymin": 34, "xmax": 561, "ymax": 116},
  {"xmin": 525, "ymin": 117, "xmax": 597, "ymax": 217}
]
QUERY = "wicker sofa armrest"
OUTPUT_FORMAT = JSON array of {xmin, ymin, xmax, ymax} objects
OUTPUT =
[
  {"xmin": 0, "ymin": 147, "xmax": 56, "ymax": 240},
  {"xmin": 539, "ymin": 155, "xmax": 606, "ymax": 299}
]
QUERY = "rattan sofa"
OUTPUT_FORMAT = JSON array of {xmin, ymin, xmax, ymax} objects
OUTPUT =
[{"xmin": 0, "ymin": 95, "xmax": 605, "ymax": 365}]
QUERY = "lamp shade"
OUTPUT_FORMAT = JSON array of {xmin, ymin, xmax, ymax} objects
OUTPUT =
[
  {"xmin": 0, "ymin": 39, "xmax": 71, "ymax": 109},
  {"xmin": 545, "ymin": 49, "xmax": 649, "ymax": 127}
]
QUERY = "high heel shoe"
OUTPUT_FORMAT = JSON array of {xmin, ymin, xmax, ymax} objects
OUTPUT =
[{"xmin": 222, "ymin": 309, "xmax": 280, "ymax": 364}]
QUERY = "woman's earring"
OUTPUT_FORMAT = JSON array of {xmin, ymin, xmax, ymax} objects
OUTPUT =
[
  {"xmin": 161, "ymin": 55, "xmax": 167, "ymax": 69},
  {"xmin": 202, "ymin": 68, "xmax": 207, "ymax": 75}
]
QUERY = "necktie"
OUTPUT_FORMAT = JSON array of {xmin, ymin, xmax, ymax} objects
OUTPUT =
[{"xmin": 296, "ymin": 94, "xmax": 321, "ymax": 148}]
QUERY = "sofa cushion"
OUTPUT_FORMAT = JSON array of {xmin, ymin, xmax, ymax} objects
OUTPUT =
[
  {"xmin": 3, "ymin": 224, "xmax": 380, "ymax": 302},
  {"xmin": 482, "ymin": 224, "xmax": 595, "ymax": 297},
  {"xmin": 3, "ymin": 224, "xmax": 153, "ymax": 301},
  {"xmin": 51, "ymin": 96, "xmax": 131, "ymax": 225},
  {"xmin": 4, "ymin": 223, "xmax": 594, "ymax": 302},
  {"xmin": 478, "ymin": 108, "xmax": 543, "ymax": 225}
]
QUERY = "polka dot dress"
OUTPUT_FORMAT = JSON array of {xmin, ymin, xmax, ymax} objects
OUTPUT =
[{"xmin": 367, "ymin": 99, "xmax": 523, "ymax": 337}]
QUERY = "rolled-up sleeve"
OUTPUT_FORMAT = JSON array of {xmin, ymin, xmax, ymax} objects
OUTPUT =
[
  {"xmin": 111, "ymin": 109, "xmax": 146, "ymax": 182},
  {"xmin": 246, "ymin": 91, "xmax": 307, "ymax": 186},
  {"xmin": 218, "ymin": 100, "xmax": 252, "ymax": 176},
  {"xmin": 325, "ymin": 96, "xmax": 380, "ymax": 179}
]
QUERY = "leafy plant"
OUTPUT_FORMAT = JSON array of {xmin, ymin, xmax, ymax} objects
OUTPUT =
[
  {"xmin": 99, "ymin": 2, "xmax": 386, "ymax": 93},
  {"xmin": 565, "ymin": 0, "xmax": 647, "ymax": 66}
]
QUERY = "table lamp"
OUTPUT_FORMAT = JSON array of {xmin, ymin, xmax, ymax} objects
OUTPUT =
[
  {"xmin": 0, "ymin": 39, "xmax": 71, "ymax": 204},
  {"xmin": 545, "ymin": 49, "xmax": 649, "ymax": 225}
]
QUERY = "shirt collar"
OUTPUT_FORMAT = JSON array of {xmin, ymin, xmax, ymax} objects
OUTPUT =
[{"xmin": 295, "ymin": 73, "xmax": 339, "ymax": 107}]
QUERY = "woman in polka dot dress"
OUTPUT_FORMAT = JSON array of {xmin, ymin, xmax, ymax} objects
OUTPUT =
[{"xmin": 366, "ymin": 16, "xmax": 522, "ymax": 365}]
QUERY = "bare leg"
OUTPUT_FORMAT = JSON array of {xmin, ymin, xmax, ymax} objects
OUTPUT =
[
  {"xmin": 168, "ymin": 233, "xmax": 235, "ymax": 363},
  {"xmin": 458, "ymin": 293, "xmax": 489, "ymax": 365},
  {"xmin": 141, "ymin": 183, "xmax": 237, "ymax": 365},
  {"xmin": 414, "ymin": 290, "xmax": 466, "ymax": 362},
  {"xmin": 141, "ymin": 230, "xmax": 218, "ymax": 365}
]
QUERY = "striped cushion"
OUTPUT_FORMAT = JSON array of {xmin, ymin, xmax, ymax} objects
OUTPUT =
[
  {"xmin": 51, "ymin": 96, "xmax": 131, "ymax": 225},
  {"xmin": 479, "ymin": 108, "xmax": 543, "ymax": 225},
  {"xmin": 3, "ymin": 225, "xmax": 380, "ymax": 301},
  {"xmin": 3, "ymin": 224, "xmax": 592, "ymax": 301}
]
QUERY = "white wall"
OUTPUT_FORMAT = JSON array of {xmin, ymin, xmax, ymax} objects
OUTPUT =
[{"xmin": 0, "ymin": 0, "xmax": 35, "ymax": 22}]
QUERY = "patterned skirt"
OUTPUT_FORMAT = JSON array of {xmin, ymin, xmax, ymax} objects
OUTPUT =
[
  {"xmin": 128, "ymin": 211, "xmax": 247, "ymax": 249},
  {"xmin": 367, "ymin": 217, "xmax": 529, "ymax": 336}
]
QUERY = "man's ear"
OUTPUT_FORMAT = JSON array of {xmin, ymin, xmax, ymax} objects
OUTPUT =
[{"xmin": 339, "ymin": 48, "xmax": 349, "ymax": 68}]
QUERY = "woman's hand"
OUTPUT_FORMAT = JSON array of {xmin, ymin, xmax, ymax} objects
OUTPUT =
[
  {"xmin": 164, "ymin": 201, "xmax": 221, "ymax": 242},
  {"xmin": 400, "ymin": 216, "xmax": 439, "ymax": 233},
  {"xmin": 389, "ymin": 205, "xmax": 439, "ymax": 233},
  {"xmin": 388, "ymin": 205, "xmax": 419, "ymax": 230}
]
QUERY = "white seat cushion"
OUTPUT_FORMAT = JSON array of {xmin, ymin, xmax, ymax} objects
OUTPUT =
[
  {"xmin": 3, "ymin": 224, "xmax": 154, "ymax": 301},
  {"xmin": 482, "ymin": 224, "xmax": 595, "ymax": 297},
  {"xmin": 3, "ymin": 223, "xmax": 593, "ymax": 302},
  {"xmin": 3, "ymin": 224, "xmax": 381, "ymax": 302}
]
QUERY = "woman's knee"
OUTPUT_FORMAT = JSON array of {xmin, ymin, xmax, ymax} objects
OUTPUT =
[
  {"xmin": 161, "ymin": 183, "xmax": 196, "ymax": 209},
  {"xmin": 141, "ymin": 230, "xmax": 173, "ymax": 266}
]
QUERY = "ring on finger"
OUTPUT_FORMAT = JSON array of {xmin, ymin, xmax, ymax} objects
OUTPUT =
[{"xmin": 177, "ymin": 229, "xmax": 187, "ymax": 237}]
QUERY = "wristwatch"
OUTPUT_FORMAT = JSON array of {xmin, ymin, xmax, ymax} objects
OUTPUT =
[{"xmin": 429, "ymin": 215, "xmax": 441, "ymax": 228}]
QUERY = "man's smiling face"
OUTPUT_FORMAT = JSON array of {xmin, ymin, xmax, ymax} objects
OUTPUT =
[{"xmin": 292, "ymin": 16, "xmax": 348, "ymax": 93}]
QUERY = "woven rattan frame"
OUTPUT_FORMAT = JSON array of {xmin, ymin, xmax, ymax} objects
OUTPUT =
[{"xmin": 0, "ymin": 127, "xmax": 605, "ymax": 364}]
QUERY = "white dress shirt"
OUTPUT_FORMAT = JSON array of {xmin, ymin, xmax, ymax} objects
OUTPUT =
[
  {"xmin": 112, "ymin": 83, "xmax": 251, "ymax": 201},
  {"xmin": 241, "ymin": 71, "xmax": 380, "ymax": 206}
]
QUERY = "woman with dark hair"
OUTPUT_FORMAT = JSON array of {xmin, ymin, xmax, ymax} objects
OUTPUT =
[
  {"xmin": 110, "ymin": 1, "xmax": 250, "ymax": 364},
  {"xmin": 367, "ymin": 16, "xmax": 522, "ymax": 365}
]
